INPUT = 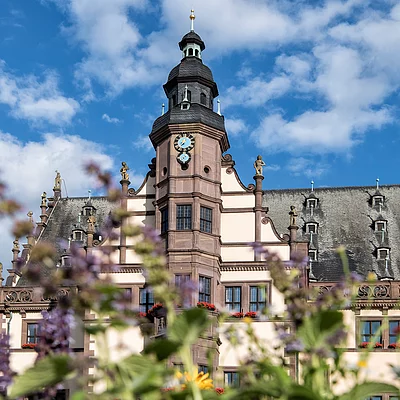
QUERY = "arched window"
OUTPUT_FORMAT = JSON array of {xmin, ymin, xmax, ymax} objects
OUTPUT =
[
  {"xmin": 195, "ymin": 49, "xmax": 199, "ymax": 57},
  {"xmin": 188, "ymin": 48, "xmax": 193, "ymax": 56},
  {"xmin": 200, "ymin": 93, "xmax": 207, "ymax": 105}
]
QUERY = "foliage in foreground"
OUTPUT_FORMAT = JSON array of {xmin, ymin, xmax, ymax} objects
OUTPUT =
[{"xmin": 0, "ymin": 165, "xmax": 399, "ymax": 399}]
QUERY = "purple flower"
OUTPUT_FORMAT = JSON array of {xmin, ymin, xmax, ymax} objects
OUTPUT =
[
  {"xmin": 0, "ymin": 333, "xmax": 14, "ymax": 393},
  {"xmin": 36, "ymin": 308, "xmax": 75, "ymax": 359},
  {"xmin": 285, "ymin": 339, "xmax": 304, "ymax": 353},
  {"xmin": 177, "ymin": 279, "xmax": 198, "ymax": 308}
]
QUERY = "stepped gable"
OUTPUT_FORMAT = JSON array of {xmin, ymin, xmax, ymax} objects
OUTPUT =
[
  {"xmin": 17, "ymin": 197, "xmax": 114, "ymax": 287},
  {"xmin": 263, "ymin": 185, "xmax": 400, "ymax": 281}
]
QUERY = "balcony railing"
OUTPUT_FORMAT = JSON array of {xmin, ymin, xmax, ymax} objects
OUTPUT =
[{"xmin": 0, "ymin": 287, "xmax": 73, "ymax": 305}]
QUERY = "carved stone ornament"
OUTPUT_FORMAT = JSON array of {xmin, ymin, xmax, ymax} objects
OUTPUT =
[
  {"xmin": 41, "ymin": 192, "xmax": 47, "ymax": 207},
  {"xmin": 289, "ymin": 205, "xmax": 298, "ymax": 227},
  {"xmin": 120, "ymin": 162, "xmax": 130, "ymax": 181},
  {"xmin": 254, "ymin": 155, "xmax": 266, "ymax": 176},
  {"xmin": 54, "ymin": 171, "xmax": 61, "ymax": 190},
  {"xmin": 127, "ymin": 188, "xmax": 136, "ymax": 197}
]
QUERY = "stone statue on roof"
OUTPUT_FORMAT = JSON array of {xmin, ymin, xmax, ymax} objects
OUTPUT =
[
  {"xmin": 120, "ymin": 162, "xmax": 130, "ymax": 181},
  {"xmin": 27, "ymin": 211, "xmax": 33, "ymax": 223},
  {"xmin": 54, "ymin": 171, "xmax": 61, "ymax": 190},
  {"xmin": 87, "ymin": 214, "xmax": 96, "ymax": 233},
  {"xmin": 254, "ymin": 155, "xmax": 266, "ymax": 176},
  {"xmin": 289, "ymin": 205, "xmax": 298, "ymax": 227},
  {"xmin": 13, "ymin": 238, "xmax": 19, "ymax": 251},
  {"xmin": 41, "ymin": 192, "xmax": 47, "ymax": 207}
]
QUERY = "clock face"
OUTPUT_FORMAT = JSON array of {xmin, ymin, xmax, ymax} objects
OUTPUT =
[
  {"xmin": 174, "ymin": 133, "xmax": 195, "ymax": 151},
  {"xmin": 177, "ymin": 152, "xmax": 191, "ymax": 164}
]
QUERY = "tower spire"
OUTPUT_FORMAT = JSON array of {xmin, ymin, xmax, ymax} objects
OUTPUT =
[{"xmin": 190, "ymin": 9, "xmax": 195, "ymax": 32}]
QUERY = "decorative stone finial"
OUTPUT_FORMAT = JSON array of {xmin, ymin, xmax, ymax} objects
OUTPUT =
[
  {"xmin": 27, "ymin": 211, "xmax": 33, "ymax": 223},
  {"xmin": 254, "ymin": 155, "xmax": 266, "ymax": 176},
  {"xmin": 13, "ymin": 238, "xmax": 19, "ymax": 251},
  {"xmin": 54, "ymin": 170, "xmax": 61, "ymax": 190},
  {"xmin": 120, "ymin": 162, "xmax": 130, "ymax": 181},
  {"xmin": 41, "ymin": 192, "xmax": 47, "ymax": 207},
  {"xmin": 161, "ymin": 103, "xmax": 165, "ymax": 116},
  {"xmin": 289, "ymin": 205, "xmax": 298, "ymax": 227},
  {"xmin": 87, "ymin": 214, "xmax": 96, "ymax": 233},
  {"xmin": 217, "ymin": 99, "xmax": 221, "ymax": 116},
  {"xmin": 311, "ymin": 180, "xmax": 314, "ymax": 192},
  {"xmin": 376, "ymin": 178, "xmax": 380, "ymax": 190},
  {"xmin": 190, "ymin": 9, "xmax": 195, "ymax": 31}
]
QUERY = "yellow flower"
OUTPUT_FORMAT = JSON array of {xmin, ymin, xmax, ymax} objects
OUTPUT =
[
  {"xmin": 357, "ymin": 359, "xmax": 367, "ymax": 368},
  {"xmin": 176, "ymin": 368, "xmax": 214, "ymax": 390},
  {"xmin": 244, "ymin": 317, "xmax": 253, "ymax": 324}
]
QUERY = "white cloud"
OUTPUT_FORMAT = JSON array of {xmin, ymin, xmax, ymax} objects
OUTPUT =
[
  {"xmin": 286, "ymin": 157, "xmax": 328, "ymax": 179},
  {"xmin": 223, "ymin": 76, "xmax": 291, "ymax": 108},
  {"xmin": 0, "ymin": 62, "xmax": 79, "ymax": 125},
  {"xmin": 102, "ymin": 113, "xmax": 122, "ymax": 124},
  {"xmin": 132, "ymin": 134, "xmax": 153, "ymax": 152},
  {"xmin": 225, "ymin": 118, "xmax": 248, "ymax": 136}
]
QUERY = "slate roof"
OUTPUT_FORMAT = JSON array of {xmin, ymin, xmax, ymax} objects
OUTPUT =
[
  {"xmin": 151, "ymin": 103, "xmax": 226, "ymax": 134},
  {"xmin": 17, "ymin": 197, "xmax": 114, "ymax": 286},
  {"xmin": 179, "ymin": 31, "xmax": 205, "ymax": 51},
  {"xmin": 167, "ymin": 57, "xmax": 214, "ymax": 83},
  {"xmin": 264, "ymin": 185, "xmax": 400, "ymax": 281}
]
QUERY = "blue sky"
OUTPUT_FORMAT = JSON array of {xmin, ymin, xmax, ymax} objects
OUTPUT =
[{"xmin": 0, "ymin": 0, "xmax": 399, "ymax": 264}]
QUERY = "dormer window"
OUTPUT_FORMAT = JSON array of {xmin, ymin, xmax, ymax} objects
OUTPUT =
[
  {"xmin": 308, "ymin": 250, "xmax": 317, "ymax": 262},
  {"xmin": 372, "ymin": 196, "xmax": 384, "ymax": 207},
  {"xmin": 377, "ymin": 248, "xmax": 390, "ymax": 260},
  {"xmin": 307, "ymin": 198, "xmax": 318, "ymax": 209},
  {"xmin": 83, "ymin": 207, "xmax": 95, "ymax": 217},
  {"xmin": 72, "ymin": 230, "xmax": 83, "ymax": 241},
  {"xmin": 61, "ymin": 255, "xmax": 71, "ymax": 267},
  {"xmin": 375, "ymin": 220, "xmax": 386, "ymax": 232},
  {"xmin": 306, "ymin": 223, "xmax": 318, "ymax": 234}
]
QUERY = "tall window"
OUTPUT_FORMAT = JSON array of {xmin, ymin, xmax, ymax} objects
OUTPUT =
[
  {"xmin": 389, "ymin": 321, "xmax": 400, "ymax": 345},
  {"xmin": 177, "ymin": 205, "xmax": 192, "ymax": 231},
  {"xmin": 200, "ymin": 207, "xmax": 212, "ymax": 233},
  {"xmin": 200, "ymin": 93, "xmax": 207, "ymax": 105},
  {"xmin": 27, "ymin": 323, "xmax": 39, "ymax": 344},
  {"xmin": 224, "ymin": 371, "xmax": 239, "ymax": 387},
  {"xmin": 361, "ymin": 320, "xmax": 382, "ymax": 344},
  {"xmin": 249, "ymin": 286, "xmax": 267, "ymax": 312},
  {"xmin": 199, "ymin": 276, "xmax": 211, "ymax": 303},
  {"xmin": 225, "ymin": 287, "xmax": 241, "ymax": 312},
  {"xmin": 139, "ymin": 287, "xmax": 154, "ymax": 313},
  {"xmin": 161, "ymin": 207, "xmax": 168, "ymax": 234},
  {"xmin": 175, "ymin": 274, "xmax": 190, "ymax": 287}
]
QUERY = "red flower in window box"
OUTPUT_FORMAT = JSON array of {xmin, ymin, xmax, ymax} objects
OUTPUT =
[
  {"xmin": 244, "ymin": 311, "xmax": 258, "ymax": 319},
  {"xmin": 22, "ymin": 343, "xmax": 37, "ymax": 349},
  {"xmin": 230, "ymin": 312, "xmax": 244, "ymax": 318},
  {"xmin": 197, "ymin": 302, "xmax": 216, "ymax": 311},
  {"xmin": 359, "ymin": 342, "xmax": 382, "ymax": 348},
  {"xmin": 147, "ymin": 303, "xmax": 163, "ymax": 315},
  {"xmin": 215, "ymin": 387, "xmax": 224, "ymax": 395},
  {"xmin": 137, "ymin": 312, "xmax": 147, "ymax": 318},
  {"xmin": 388, "ymin": 343, "xmax": 400, "ymax": 349}
]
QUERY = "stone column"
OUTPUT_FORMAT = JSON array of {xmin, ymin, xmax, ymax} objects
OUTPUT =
[
  {"xmin": 119, "ymin": 178, "xmax": 130, "ymax": 265},
  {"xmin": 254, "ymin": 174, "xmax": 264, "ymax": 261}
]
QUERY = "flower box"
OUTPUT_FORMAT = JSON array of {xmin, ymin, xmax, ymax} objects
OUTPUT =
[
  {"xmin": 388, "ymin": 343, "xmax": 400, "ymax": 349},
  {"xmin": 197, "ymin": 302, "xmax": 216, "ymax": 311},
  {"xmin": 230, "ymin": 312, "xmax": 244, "ymax": 318},
  {"xmin": 358, "ymin": 342, "xmax": 382, "ymax": 349},
  {"xmin": 245, "ymin": 311, "xmax": 258, "ymax": 319},
  {"xmin": 21, "ymin": 343, "xmax": 37, "ymax": 349}
]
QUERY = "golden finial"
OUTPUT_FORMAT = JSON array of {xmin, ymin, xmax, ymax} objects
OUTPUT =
[{"xmin": 190, "ymin": 9, "xmax": 195, "ymax": 31}]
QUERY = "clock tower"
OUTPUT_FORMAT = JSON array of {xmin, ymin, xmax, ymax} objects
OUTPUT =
[{"xmin": 149, "ymin": 12, "xmax": 229, "ymax": 368}]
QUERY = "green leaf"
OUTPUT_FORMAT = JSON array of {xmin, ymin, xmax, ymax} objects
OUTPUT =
[
  {"xmin": 85, "ymin": 324, "xmax": 107, "ymax": 335},
  {"xmin": 169, "ymin": 308, "xmax": 210, "ymax": 346},
  {"xmin": 339, "ymin": 382, "xmax": 400, "ymax": 400},
  {"xmin": 287, "ymin": 384, "xmax": 323, "ymax": 400},
  {"xmin": 71, "ymin": 391, "xmax": 86, "ymax": 400},
  {"xmin": 143, "ymin": 338, "xmax": 181, "ymax": 361},
  {"xmin": 9, "ymin": 354, "xmax": 74, "ymax": 398}
]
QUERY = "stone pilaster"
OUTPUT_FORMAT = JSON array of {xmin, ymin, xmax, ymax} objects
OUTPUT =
[{"xmin": 254, "ymin": 174, "xmax": 264, "ymax": 261}]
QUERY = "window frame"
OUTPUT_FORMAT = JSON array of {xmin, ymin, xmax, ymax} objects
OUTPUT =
[
  {"xmin": 249, "ymin": 285, "xmax": 267, "ymax": 312},
  {"xmin": 225, "ymin": 286, "xmax": 242, "ymax": 312},
  {"xmin": 308, "ymin": 250, "xmax": 317, "ymax": 262},
  {"xmin": 161, "ymin": 207, "xmax": 168, "ymax": 234},
  {"xmin": 139, "ymin": 287, "xmax": 155, "ymax": 313},
  {"xmin": 224, "ymin": 371, "xmax": 240, "ymax": 387},
  {"xmin": 306, "ymin": 223, "xmax": 318, "ymax": 234},
  {"xmin": 356, "ymin": 318, "xmax": 400, "ymax": 349},
  {"xmin": 200, "ymin": 206, "xmax": 212, "ymax": 233},
  {"xmin": 199, "ymin": 276, "xmax": 211, "ymax": 303},
  {"xmin": 176, "ymin": 204, "xmax": 192, "ymax": 231},
  {"xmin": 21, "ymin": 320, "xmax": 40, "ymax": 348},
  {"xmin": 306, "ymin": 198, "xmax": 318, "ymax": 209},
  {"xmin": 377, "ymin": 248, "xmax": 390, "ymax": 260}
]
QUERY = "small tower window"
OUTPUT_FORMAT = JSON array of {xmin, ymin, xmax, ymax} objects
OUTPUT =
[
  {"xmin": 377, "ymin": 248, "xmax": 390, "ymax": 260},
  {"xmin": 61, "ymin": 255, "xmax": 71, "ymax": 267},
  {"xmin": 308, "ymin": 250, "xmax": 317, "ymax": 262},
  {"xmin": 307, "ymin": 198, "xmax": 317, "ymax": 209},
  {"xmin": 195, "ymin": 49, "xmax": 199, "ymax": 57},
  {"xmin": 73, "ymin": 231, "xmax": 83, "ymax": 241},
  {"xmin": 375, "ymin": 221, "xmax": 386, "ymax": 232},
  {"xmin": 188, "ymin": 48, "xmax": 193, "ymax": 56},
  {"xmin": 306, "ymin": 223, "xmax": 318, "ymax": 234},
  {"xmin": 372, "ymin": 195, "xmax": 384, "ymax": 207},
  {"xmin": 200, "ymin": 93, "xmax": 207, "ymax": 106}
]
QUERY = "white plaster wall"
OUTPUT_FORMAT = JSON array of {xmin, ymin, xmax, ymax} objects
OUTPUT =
[
  {"xmin": 221, "ymin": 213, "xmax": 254, "ymax": 243},
  {"xmin": 219, "ymin": 321, "xmax": 284, "ymax": 367},
  {"xmin": 221, "ymin": 246, "xmax": 254, "ymax": 262},
  {"xmin": 221, "ymin": 168, "xmax": 247, "ymax": 193},
  {"xmin": 10, "ymin": 352, "xmax": 37, "ymax": 374},
  {"xmin": 261, "ymin": 220, "xmax": 284, "ymax": 242},
  {"xmin": 221, "ymin": 195, "xmax": 254, "ymax": 209},
  {"xmin": 134, "ymin": 177, "xmax": 156, "ymax": 196},
  {"xmin": 107, "ymin": 273, "xmax": 146, "ymax": 284},
  {"xmin": 264, "ymin": 245, "xmax": 291, "ymax": 260}
]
